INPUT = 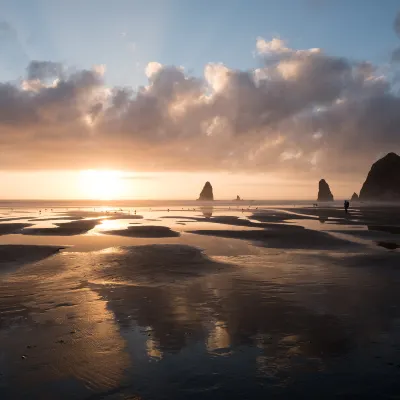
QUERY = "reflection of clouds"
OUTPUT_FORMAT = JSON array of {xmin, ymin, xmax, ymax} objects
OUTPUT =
[
  {"xmin": 146, "ymin": 335, "xmax": 163, "ymax": 360},
  {"xmin": 206, "ymin": 320, "xmax": 230, "ymax": 352},
  {"xmin": 255, "ymin": 334, "xmax": 322, "ymax": 379},
  {"xmin": 4, "ymin": 240, "xmax": 399, "ymax": 397},
  {"xmin": 49, "ymin": 288, "xmax": 129, "ymax": 391},
  {"xmin": 200, "ymin": 206, "xmax": 213, "ymax": 218}
]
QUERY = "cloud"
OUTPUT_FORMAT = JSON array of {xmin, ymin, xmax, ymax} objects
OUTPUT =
[
  {"xmin": 27, "ymin": 61, "xmax": 64, "ymax": 80},
  {"xmin": 145, "ymin": 62, "xmax": 163, "ymax": 78},
  {"xmin": 0, "ymin": 31, "xmax": 399, "ymax": 180},
  {"xmin": 392, "ymin": 47, "xmax": 400, "ymax": 62},
  {"xmin": 395, "ymin": 11, "xmax": 400, "ymax": 37},
  {"xmin": 121, "ymin": 174, "xmax": 158, "ymax": 180}
]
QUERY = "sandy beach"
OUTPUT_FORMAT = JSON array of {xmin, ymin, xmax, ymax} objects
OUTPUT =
[{"xmin": 0, "ymin": 201, "xmax": 400, "ymax": 399}]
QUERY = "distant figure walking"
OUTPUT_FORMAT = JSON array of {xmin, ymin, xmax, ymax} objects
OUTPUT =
[{"xmin": 344, "ymin": 200, "xmax": 350, "ymax": 213}]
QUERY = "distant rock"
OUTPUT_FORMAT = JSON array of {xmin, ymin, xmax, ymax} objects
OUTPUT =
[
  {"xmin": 351, "ymin": 192, "xmax": 359, "ymax": 201},
  {"xmin": 317, "ymin": 179, "xmax": 334, "ymax": 201},
  {"xmin": 359, "ymin": 153, "xmax": 400, "ymax": 201},
  {"xmin": 197, "ymin": 181, "xmax": 214, "ymax": 201},
  {"xmin": 235, "ymin": 195, "xmax": 241, "ymax": 201}
]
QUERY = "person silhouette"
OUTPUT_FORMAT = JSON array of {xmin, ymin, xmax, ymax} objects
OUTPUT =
[{"xmin": 344, "ymin": 200, "xmax": 349, "ymax": 213}]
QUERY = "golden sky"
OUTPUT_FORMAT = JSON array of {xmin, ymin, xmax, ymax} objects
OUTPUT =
[{"xmin": 0, "ymin": 170, "xmax": 361, "ymax": 200}]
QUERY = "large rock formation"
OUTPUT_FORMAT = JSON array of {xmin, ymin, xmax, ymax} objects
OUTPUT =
[
  {"xmin": 351, "ymin": 192, "xmax": 359, "ymax": 201},
  {"xmin": 235, "ymin": 195, "xmax": 241, "ymax": 201},
  {"xmin": 317, "ymin": 179, "xmax": 334, "ymax": 201},
  {"xmin": 197, "ymin": 181, "xmax": 214, "ymax": 201},
  {"xmin": 359, "ymin": 153, "xmax": 400, "ymax": 201}
]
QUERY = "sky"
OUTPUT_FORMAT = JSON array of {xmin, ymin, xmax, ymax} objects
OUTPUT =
[{"xmin": 0, "ymin": 0, "xmax": 400, "ymax": 200}]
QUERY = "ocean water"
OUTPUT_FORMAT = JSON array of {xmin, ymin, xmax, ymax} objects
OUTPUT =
[{"xmin": 0, "ymin": 199, "xmax": 340, "ymax": 209}]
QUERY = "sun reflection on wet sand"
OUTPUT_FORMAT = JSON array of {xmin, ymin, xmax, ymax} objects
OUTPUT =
[{"xmin": 0, "ymin": 260, "xmax": 130, "ymax": 398}]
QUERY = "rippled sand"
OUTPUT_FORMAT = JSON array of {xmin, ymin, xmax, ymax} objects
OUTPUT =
[{"xmin": 0, "ymin": 203, "xmax": 400, "ymax": 399}]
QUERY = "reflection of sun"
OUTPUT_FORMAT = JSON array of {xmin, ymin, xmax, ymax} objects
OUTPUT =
[{"xmin": 79, "ymin": 170, "xmax": 124, "ymax": 200}]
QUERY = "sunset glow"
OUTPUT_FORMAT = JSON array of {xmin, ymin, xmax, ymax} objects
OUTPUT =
[{"xmin": 79, "ymin": 170, "xmax": 124, "ymax": 200}]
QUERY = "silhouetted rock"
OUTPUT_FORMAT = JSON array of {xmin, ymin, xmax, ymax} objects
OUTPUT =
[
  {"xmin": 351, "ymin": 192, "xmax": 359, "ymax": 201},
  {"xmin": 236, "ymin": 195, "xmax": 241, "ymax": 201},
  {"xmin": 317, "ymin": 179, "xmax": 334, "ymax": 201},
  {"xmin": 359, "ymin": 153, "xmax": 400, "ymax": 201},
  {"xmin": 197, "ymin": 181, "xmax": 214, "ymax": 201}
]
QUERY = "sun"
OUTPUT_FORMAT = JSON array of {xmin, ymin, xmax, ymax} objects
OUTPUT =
[{"xmin": 79, "ymin": 170, "xmax": 124, "ymax": 200}]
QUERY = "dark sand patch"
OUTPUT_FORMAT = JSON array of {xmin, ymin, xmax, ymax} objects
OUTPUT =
[
  {"xmin": 88, "ymin": 244, "xmax": 231, "ymax": 284},
  {"xmin": 251, "ymin": 210, "xmax": 316, "ymax": 223},
  {"xmin": 205, "ymin": 216, "xmax": 260, "ymax": 227},
  {"xmin": 0, "ymin": 223, "xmax": 32, "ymax": 235},
  {"xmin": 54, "ymin": 302, "xmax": 75, "ymax": 308},
  {"xmin": 377, "ymin": 241, "xmax": 399, "ymax": 250},
  {"xmin": 281, "ymin": 206, "xmax": 400, "ymax": 226},
  {"xmin": 369, "ymin": 225, "xmax": 400, "ymax": 235},
  {"xmin": 21, "ymin": 220, "xmax": 100, "ymax": 236},
  {"xmin": 333, "ymin": 229, "xmax": 388, "ymax": 240},
  {"xmin": 188, "ymin": 227, "xmax": 361, "ymax": 250},
  {"xmin": 107, "ymin": 214, "xmax": 143, "ymax": 220},
  {"xmin": 161, "ymin": 215, "xmax": 199, "ymax": 220},
  {"xmin": 28, "ymin": 216, "xmax": 84, "ymax": 222},
  {"xmin": 162, "ymin": 214, "xmax": 297, "ymax": 229},
  {"xmin": 104, "ymin": 225, "xmax": 180, "ymax": 238},
  {"xmin": 60, "ymin": 211, "xmax": 143, "ymax": 220},
  {"xmin": 319, "ymin": 250, "xmax": 400, "ymax": 268},
  {"xmin": 252, "ymin": 208, "xmax": 367, "ymax": 226},
  {"xmin": 208, "ymin": 216, "xmax": 296, "ymax": 229},
  {"xmin": 0, "ymin": 244, "xmax": 63, "ymax": 268}
]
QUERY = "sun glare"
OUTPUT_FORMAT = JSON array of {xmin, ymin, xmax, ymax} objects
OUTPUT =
[{"xmin": 79, "ymin": 170, "xmax": 124, "ymax": 200}]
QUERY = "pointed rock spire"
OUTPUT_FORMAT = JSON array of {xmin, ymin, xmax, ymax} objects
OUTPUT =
[
  {"xmin": 317, "ymin": 179, "xmax": 334, "ymax": 201},
  {"xmin": 197, "ymin": 181, "xmax": 214, "ymax": 201}
]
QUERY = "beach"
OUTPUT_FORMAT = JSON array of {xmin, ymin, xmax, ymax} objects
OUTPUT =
[{"xmin": 0, "ymin": 200, "xmax": 400, "ymax": 399}]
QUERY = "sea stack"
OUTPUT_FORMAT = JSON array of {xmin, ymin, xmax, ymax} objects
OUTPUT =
[
  {"xmin": 197, "ymin": 181, "xmax": 214, "ymax": 201},
  {"xmin": 351, "ymin": 192, "xmax": 359, "ymax": 201},
  {"xmin": 236, "ymin": 195, "xmax": 241, "ymax": 201},
  {"xmin": 359, "ymin": 153, "xmax": 400, "ymax": 201},
  {"xmin": 317, "ymin": 179, "xmax": 334, "ymax": 201}
]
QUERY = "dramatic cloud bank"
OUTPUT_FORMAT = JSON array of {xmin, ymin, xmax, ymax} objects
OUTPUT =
[{"xmin": 0, "ymin": 28, "xmax": 399, "ymax": 178}]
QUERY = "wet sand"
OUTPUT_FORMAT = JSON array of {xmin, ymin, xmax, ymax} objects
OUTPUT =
[
  {"xmin": 0, "ymin": 245, "xmax": 63, "ymax": 269},
  {"xmin": 21, "ymin": 219, "xmax": 101, "ymax": 236},
  {"xmin": 0, "ymin": 223, "xmax": 32, "ymax": 235},
  {"xmin": 0, "ymin": 203, "xmax": 400, "ymax": 399},
  {"xmin": 105, "ymin": 225, "xmax": 180, "ymax": 238}
]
